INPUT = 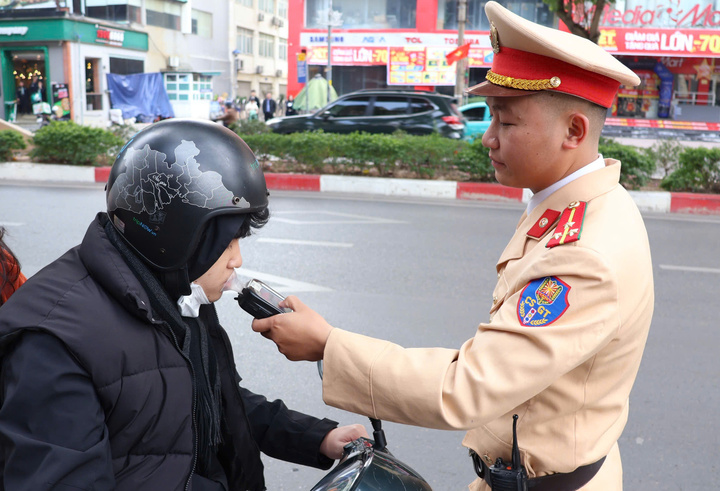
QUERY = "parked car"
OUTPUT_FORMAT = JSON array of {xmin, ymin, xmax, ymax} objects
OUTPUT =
[
  {"xmin": 265, "ymin": 89, "xmax": 466, "ymax": 139},
  {"xmin": 459, "ymin": 101, "xmax": 491, "ymax": 140}
]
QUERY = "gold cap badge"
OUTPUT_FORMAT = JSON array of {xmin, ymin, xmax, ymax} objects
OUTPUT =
[{"xmin": 490, "ymin": 22, "xmax": 500, "ymax": 54}]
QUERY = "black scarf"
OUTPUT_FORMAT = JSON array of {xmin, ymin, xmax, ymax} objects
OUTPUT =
[{"xmin": 103, "ymin": 217, "xmax": 223, "ymax": 476}]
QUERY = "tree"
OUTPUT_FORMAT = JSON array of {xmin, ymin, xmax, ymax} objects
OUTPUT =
[{"xmin": 543, "ymin": 0, "xmax": 613, "ymax": 43}]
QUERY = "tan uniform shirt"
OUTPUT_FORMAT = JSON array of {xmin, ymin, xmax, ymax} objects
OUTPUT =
[{"xmin": 322, "ymin": 160, "xmax": 653, "ymax": 490}]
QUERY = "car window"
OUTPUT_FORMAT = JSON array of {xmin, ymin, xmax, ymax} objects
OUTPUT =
[
  {"xmin": 372, "ymin": 96, "xmax": 409, "ymax": 116},
  {"xmin": 409, "ymin": 98, "xmax": 434, "ymax": 114},
  {"xmin": 463, "ymin": 106, "xmax": 487, "ymax": 121},
  {"xmin": 325, "ymin": 97, "xmax": 371, "ymax": 117}
]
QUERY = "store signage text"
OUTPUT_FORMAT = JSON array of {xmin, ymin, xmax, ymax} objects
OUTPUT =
[
  {"xmin": 96, "ymin": 27, "xmax": 125, "ymax": 46},
  {"xmin": 300, "ymin": 32, "xmax": 491, "ymax": 49},
  {"xmin": 306, "ymin": 46, "xmax": 387, "ymax": 65},
  {"xmin": 601, "ymin": 27, "xmax": 720, "ymax": 56},
  {"xmin": 0, "ymin": 26, "xmax": 28, "ymax": 36},
  {"xmin": 596, "ymin": 3, "xmax": 720, "ymax": 28}
]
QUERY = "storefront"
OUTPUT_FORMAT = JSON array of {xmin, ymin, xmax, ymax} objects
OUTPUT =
[
  {"xmin": 0, "ymin": 18, "xmax": 148, "ymax": 126},
  {"xmin": 289, "ymin": 0, "xmax": 720, "ymax": 123}
]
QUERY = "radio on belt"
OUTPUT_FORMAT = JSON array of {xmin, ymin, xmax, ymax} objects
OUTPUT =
[{"xmin": 236, "ymin": 279, "xmax": 292, "ymax": 319}]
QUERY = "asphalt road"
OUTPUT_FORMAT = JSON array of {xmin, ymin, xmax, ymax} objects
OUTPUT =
[{"xmin": 1, "ymin": 182, "xmax": 719, "ymax": 490}]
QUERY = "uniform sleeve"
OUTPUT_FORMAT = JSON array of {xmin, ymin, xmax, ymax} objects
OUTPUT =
[
  {"xmin": 323, "ymin": 246, "xmax": 620, "ymax": 430},
  {"xmin": 0, "ymin": 331, "xmax": 115, "ymax": 490},
  {"xmin": 239, "ymin": 386, "xmax": 338, "ymax": 469}
]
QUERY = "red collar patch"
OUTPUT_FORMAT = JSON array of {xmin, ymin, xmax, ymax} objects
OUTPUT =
[
  {"xmin": 527, "ymin": 209, "xmax": 561, "ymax": 239},
  {"xmin": 546, "ymin": 201, "xmax": 587, "ymax": 248}
]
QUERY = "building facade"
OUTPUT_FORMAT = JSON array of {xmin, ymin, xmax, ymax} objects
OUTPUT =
[
  {"xmin": 288, "ymin": 0, "xmax": 720, "ymax": 122},
  {"xmin": 1, "ymin": 0, "xmax": 291, "ymax": 125}
]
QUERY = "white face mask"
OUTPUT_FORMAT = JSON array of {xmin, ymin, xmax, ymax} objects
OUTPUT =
[{"xmin": 177, "ymin": 282, "xmax": 211, "ymax": 318}]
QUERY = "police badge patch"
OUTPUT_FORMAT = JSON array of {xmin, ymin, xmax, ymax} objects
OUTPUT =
[{"xmin": 517, "ymin": 276, "xmax": 571, "ymax": 327}]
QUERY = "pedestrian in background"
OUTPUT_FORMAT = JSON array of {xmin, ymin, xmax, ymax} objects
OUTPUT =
[
  {"xmin": 262, "ymin": 92, "xmax": 276, "ymax": 122},
  {"xmin": 15, "ymin": 81, "xmax": 30, "ymax": 115},
  {"xmin": 0, "ymin": 227, "xmax": 25, "ymax": 306},
  {"xmin": 285, "ymin": 94, "xmax": 297, "ymax": 116},
  {"xmin": 252, "ymin": 3, "xmax": 654, "ymax": 490}
]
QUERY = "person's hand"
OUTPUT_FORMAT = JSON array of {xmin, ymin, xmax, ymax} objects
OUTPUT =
[
  {"xmin": 251, "ymin": 296, "xmax": 333, "ymax": 361},
  {"xmin": 319, "ymin": 424, "xmax": 369, "ymax": 460}
]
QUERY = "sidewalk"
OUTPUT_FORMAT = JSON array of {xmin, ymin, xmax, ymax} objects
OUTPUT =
[{"xmin": 1, "ymin": 162, "xmax": 719, "ymax": 215}]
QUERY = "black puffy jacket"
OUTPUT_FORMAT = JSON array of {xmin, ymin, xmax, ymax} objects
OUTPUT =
[{"xmin": 0, "ymin": 213, "xmax": 337, "ymax": 490}]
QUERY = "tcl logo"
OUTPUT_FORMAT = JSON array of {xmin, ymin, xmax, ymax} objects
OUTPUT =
[{"xmin": 405, "ymin": 37, "xmax": 423, "ymax": 43}]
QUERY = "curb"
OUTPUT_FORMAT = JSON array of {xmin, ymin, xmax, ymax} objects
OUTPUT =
[{"xmin": 2, "ymin": 162, "xmax": 719, "ymax": 215}]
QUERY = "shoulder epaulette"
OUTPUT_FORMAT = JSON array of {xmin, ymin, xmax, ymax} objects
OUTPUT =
[
  {"xmin": 546, "ymin": 201, "xmax": 587, "ymax": 248},
  {"xmin": 527, "ymin": 208, "xmax": 561, "ymax": 239}
]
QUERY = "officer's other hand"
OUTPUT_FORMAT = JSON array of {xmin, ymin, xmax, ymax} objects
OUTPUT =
[
  {"xmin": 319, "ymin": 424, "xmax": 369, "ymax": 460},
  {"xmin": 251, "ymin": 295, "xmax": 333, "ymax": 361}
]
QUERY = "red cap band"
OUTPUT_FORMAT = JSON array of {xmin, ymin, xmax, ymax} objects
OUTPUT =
[{"xmin": 491, "ymin": 47, "xmax": 621, "ymax": 108}]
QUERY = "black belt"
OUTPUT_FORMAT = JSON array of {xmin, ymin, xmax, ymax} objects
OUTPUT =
[{"xmin": 471, "ymin": 451, "xmax": 606, "ymax": 491}]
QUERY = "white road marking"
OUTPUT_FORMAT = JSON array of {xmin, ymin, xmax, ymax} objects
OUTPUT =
[
  {"xmin": 270, "ymin": 210, "xmax": 405, "ymax": 225},
  {"xmin": 257, "ymin": 238, "xmax": 353, "ymax": 248},
  {"xmin": 659, "ymin": 264, "xmax": 720, "ymax": 274},
  {"xmin": 226, "ymin": 267, "xmax": 332, "ymax": 294}
]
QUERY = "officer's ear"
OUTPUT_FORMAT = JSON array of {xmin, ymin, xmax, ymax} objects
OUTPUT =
[{"xmin": 562, "ymin": 112, "xmax": 590, "ymax": 150}]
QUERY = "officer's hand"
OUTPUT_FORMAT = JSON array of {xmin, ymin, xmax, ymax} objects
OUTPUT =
[
  {"xmin": 251, "ymin": 295, "xmax": 333, "ymax": 361},
  {"xmin": 319, "ymin": 424, "xmax": 369, "ymax": 460}
]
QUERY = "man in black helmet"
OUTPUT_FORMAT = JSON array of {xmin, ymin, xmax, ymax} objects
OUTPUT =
[{"xmin": 0, "ymin": 119, "xmax": 366, "ymax": 490}]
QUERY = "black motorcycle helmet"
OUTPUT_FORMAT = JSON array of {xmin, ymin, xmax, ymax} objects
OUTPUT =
[{"xmin": 106, "ymin": 119, "xmax": 268, "ymax": 288}]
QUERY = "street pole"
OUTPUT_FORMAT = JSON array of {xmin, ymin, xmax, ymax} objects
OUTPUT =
[
  {"xmin": 454, "ymin": 0, "xmax": 467, "ymax": 103},
  {"xmin": 327, "ymin": 0, "xmax": 333, "ymax": 104}
]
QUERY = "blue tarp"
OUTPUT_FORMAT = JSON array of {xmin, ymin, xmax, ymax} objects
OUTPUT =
[{"xmin": 106, "ymin": 72, "xmax": 175, "ymax": 122}]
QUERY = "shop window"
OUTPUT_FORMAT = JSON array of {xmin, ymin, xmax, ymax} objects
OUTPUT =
[
  {"xmin": 85, "ymin": 58, "xmax": 103, "ymax": 111},
  {"xmin": 164, "ymin": 73, "xmax": 213, "ymax": 103},
  {"xmin": 191, "ymin": 9, "xmax": 212, "ymax": 37},
  {"xmin": 437, "ymin": 0, "xmax": 553, "ymax": 30},
  {"xmin": 109, "ymin": 57, "xmax": 144, "ymax": 75},
  {"xmin": 146, "ymin": 0, "xmax": 182, "ymax": 30},
  {"xmin": 306, "ymin": 0, "xmax": 416, "ymax": 28},
  {"xmin": 236, "ymin": 27, "xmax": 254, "ymax": 54}
]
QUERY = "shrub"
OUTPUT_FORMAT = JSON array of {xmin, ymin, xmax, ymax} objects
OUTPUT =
[
  {"xmin": 645, "ymin": 138, "xmax": 683, "ymax": 178},
  {"xmin": 599, "ymin": 138, "xmax": 655, "ymax": 190},
  {"xmin": 31, "ymin": 121, "xmax": 125, "ymax": 166},
  {"xmin": 232, "ymin": 119, "xmax": 271, "ymax": 136},
  {"xmin": 661, "ymin": 147, "xmax": 720, "ymax": 193},
  {"xmin": 0, "ymin": 130, "xmax": 27, "ymax": 161},
  {"xmin": 455, "ymin": 138, "xmax": 494, "ymax": 181}
]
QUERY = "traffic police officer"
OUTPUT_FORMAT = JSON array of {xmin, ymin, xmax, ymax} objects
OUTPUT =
[{"xmin": 253, "ymin": 3, "xmax": 654, "ymax": 490}]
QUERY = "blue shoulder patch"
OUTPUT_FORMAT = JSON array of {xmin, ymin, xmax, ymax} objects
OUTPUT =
[{"xmin": 517, "ymin": 276, "xmax": 571, "ymax": 327}]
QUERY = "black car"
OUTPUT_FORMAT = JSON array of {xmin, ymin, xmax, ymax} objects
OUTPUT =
[{"xmin": 265, "ymin": 89, "xmax": 466, "ymax": 139}]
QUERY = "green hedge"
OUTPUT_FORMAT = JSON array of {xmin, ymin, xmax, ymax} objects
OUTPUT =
[
  {"xmin": 0, "ymin": 130, "xmax": 27, "ymax": 162},
  {"xmin": 599, "ymin": 138, "xmax": 656, "ymax": 190},
  {"xmin": 31, "ymin": 121, "xmax": 124, "ymax": 166},
  {"xmin": 660, "ymin": 147, "xmax": 720, "ymax": 193},
  {"xmin": 239, "ymin": 130, "xmax": 656, "ymax": 185}
]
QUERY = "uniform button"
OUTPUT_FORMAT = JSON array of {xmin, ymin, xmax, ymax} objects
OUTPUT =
[
  {"xmin": 497, "ymin": 272, "xmax": 501, "ymax": 278},
  {"xmin": 483, "ymin": 454, "xmax": 493, "ymax": 465},
  {"xmin": 493, "ymin": 296, "xmax": 498, "ymax": 302}
]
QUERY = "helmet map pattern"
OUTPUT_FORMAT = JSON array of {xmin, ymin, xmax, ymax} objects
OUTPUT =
[{"xmin": 107, "ymin": 139, "xmax": 249, "ymax": 216}]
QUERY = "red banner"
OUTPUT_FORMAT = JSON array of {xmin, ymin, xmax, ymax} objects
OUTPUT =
[
  {"xmin": 600, "ymin": 26, "xmax": 720, "ymax": 56},
  {"xmin": 306, "ymin": 46, "xmax": 387, "ymax": 66}
]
